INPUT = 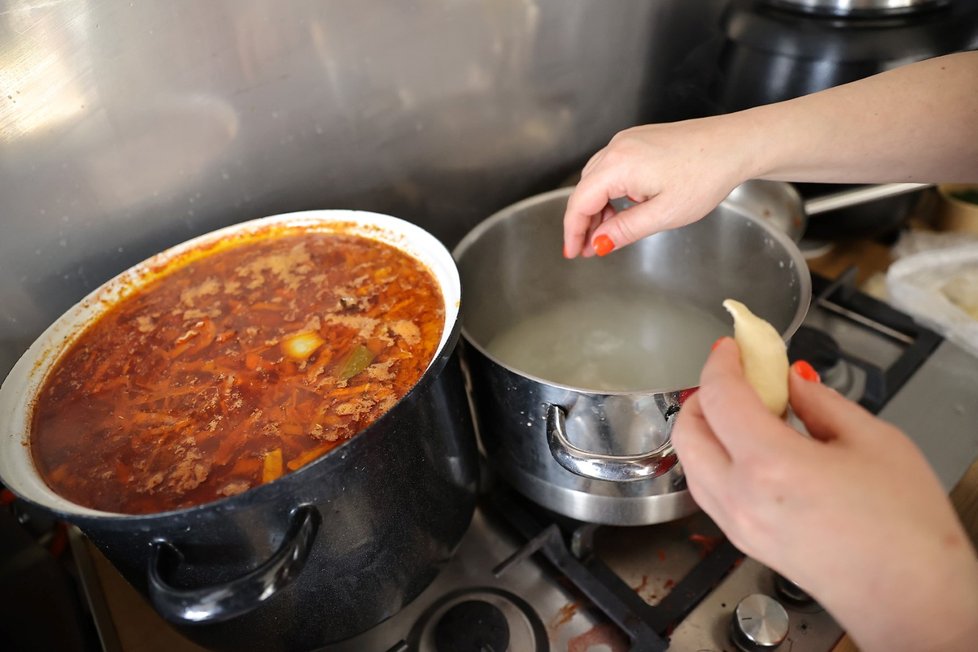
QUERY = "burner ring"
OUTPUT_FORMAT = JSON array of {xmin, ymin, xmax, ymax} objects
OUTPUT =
[
  {"xmin": 407, "ymin": 587, "xmax": 549, "ymax": 652},
  {"xmin": 434, "ymin": 600, "xmax": 509, "ymax": 652}
]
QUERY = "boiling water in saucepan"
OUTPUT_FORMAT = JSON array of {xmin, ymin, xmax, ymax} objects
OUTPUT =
[{"xmin": 485, "ymin": 291, "xmax": 731, "ymax": 391}]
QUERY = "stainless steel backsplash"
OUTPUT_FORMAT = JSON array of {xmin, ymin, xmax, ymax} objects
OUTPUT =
[{"xmin": 0, "ymin": 0, "xmax": 725, "ymax": 376}]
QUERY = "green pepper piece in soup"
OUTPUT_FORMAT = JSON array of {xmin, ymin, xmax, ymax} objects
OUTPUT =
[{"xmin": 339, "ymin": 344, "xmax": 375, "ymax": 380}]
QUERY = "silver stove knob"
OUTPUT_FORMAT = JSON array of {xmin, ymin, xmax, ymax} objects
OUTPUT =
[
  {"xmin": 730, "ymin": 594, "xmax": 789, "ymax": 651},
  {"xmin": 774, "ymin": 573, "xmax": 813, "ymax": 605}
]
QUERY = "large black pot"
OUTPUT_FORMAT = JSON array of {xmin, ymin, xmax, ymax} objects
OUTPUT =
[
  {"xmin": 714, "ymin": 0, "xmax": 978, "ymax": 114},
  {"xmin": 0, "ymin": 211, "xmax": 479, "ymax": 651}
]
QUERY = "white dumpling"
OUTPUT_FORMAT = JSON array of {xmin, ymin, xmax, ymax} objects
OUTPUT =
[{"xmin": 722, "ymin": 299, "xmax": 789, "ymax": 417}]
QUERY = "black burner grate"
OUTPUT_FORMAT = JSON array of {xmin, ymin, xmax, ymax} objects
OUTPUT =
[
  {"xmin": 793, "ymin": 269, "xmax": 942, "ymax": 413},
  {"xmin": 490, "ymin": 489, "xmax": 742, "ymax": 652}
]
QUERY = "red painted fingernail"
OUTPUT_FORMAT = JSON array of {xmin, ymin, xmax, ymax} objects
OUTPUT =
[
  {"xmin": 791, "ymin": 360, "xmax": 821, "ymax": 383},
  {"xmin": 711, "ymin": 337, "xmax": 725, "ymax": 351},
  {"xmin": 593, "ymin": 234, "xmax": 615, "ymax": 257}
]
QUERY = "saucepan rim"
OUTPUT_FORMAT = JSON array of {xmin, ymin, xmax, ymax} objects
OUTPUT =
[{"xmin": 453, "ymin": 186, "xmax": 812, "ymax": 396}]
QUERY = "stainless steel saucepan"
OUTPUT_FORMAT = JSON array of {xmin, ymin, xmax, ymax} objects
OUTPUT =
[{"xmin": 454, "ymin": 187, "xmax": 810, "ymax": 526}]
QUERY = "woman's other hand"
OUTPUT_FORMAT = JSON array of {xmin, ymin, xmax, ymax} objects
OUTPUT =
[
  {"xmin": 672, "ymin": 338, "xmax": 978, "ymax": 652},
  {"xmin": 561, "ymin": 116, "xmax": 758, "ymax": 258},
  {"xmin": 562, "ymin": 52, "xmax": 978, "ymax": 259}
]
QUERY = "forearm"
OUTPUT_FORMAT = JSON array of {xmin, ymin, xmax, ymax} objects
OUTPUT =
[{"xmin": 736, "ymin": 51, "xmax": 978, "ymax": 184}]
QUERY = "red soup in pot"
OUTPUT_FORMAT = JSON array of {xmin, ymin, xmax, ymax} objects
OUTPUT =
[{"xmin": 30, "ymin": 226, "xmax": 444, "ymax": 515}]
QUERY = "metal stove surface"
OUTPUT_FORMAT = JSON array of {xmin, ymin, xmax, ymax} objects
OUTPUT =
[
  {"xmin": 799, "ymin": 271, "xmax": 978, "ymax": 492},
  {"xmin": 322, "ymin": 491, "xmax": 843, "ymax": 652},
  {"xmin": 319, "ymin": 493, "xmax": 616, "ymax": 652},
  {"xmin": 321, "ymin": 273, "xmax": 978, "ymax": 651}
]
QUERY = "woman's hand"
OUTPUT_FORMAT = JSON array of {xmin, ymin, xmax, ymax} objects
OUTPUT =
[
  {"xmin": 562, "ymin": 53, "xmax": 978, "ymax": 259},
  {"xmin": 672, "ymin": 338, "xmax": 978, "ymax": 652},
  {"xmin": 562, "ymin": 115, "xmax": 758, "ymax": 258}
]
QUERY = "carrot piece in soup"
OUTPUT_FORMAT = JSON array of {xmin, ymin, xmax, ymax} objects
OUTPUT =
[{"xmin": 262, "ymin": 449, "xmax": 284, "ymax": 483}]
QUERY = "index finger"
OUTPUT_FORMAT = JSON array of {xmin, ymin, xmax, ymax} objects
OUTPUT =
[{"xmin": 697, "ymin": 338, "xmax": 802, "ymax": 460}]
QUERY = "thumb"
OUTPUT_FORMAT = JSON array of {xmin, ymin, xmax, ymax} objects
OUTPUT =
[{"xmin": 788, "ymin": 370, "xmax": 885, "ymax": 443}]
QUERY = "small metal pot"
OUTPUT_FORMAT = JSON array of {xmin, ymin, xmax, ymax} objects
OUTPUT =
[
  {"xmin": 0, "ymin": 211, "xmax": 479, "ymax": 651},
  {"xmin": 454, "ymin": 188, "xmax": 810, "ymax": 526}
]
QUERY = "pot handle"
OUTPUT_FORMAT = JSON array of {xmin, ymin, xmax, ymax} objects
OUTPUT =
[
  {"xmin": 148, "ymin": 504, "xmax": 321, "ymax": 624},
  {"xmin": 546, "ymin": 404, "xmax": 678, "ymax": 482},
  {"xmin": 803, "ymin": 183, "xmax": 931, "ymax": 217}
]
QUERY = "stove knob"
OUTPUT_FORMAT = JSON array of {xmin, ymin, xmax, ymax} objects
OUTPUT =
[
  {"xmin": 774, "ymin": 573, "xmax": 813, "ymax": 605},
  {"xmin": 730, "ymin": 594, "xmax": 789, "ymax": 651}
]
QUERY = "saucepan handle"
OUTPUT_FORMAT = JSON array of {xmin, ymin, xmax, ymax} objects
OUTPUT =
[
  {"xmin": 803, "ymin": 183, "xmax": 931, "ymax": 217},
  {"xmin": 148, "ymin": 504, "xmax": 321, "ymax": 624},
  {"xmin": 546, "ymin": 404, "xmax": 678, "ymax": 483}
]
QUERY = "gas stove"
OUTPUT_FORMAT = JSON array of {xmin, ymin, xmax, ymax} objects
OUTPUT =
[
  {"xmin": 74, "ymin": 268, "xmax": 978, "ymax": 652},
  {"xmin": 317, "ymin": 268, "xmax": 978, "ymax": 652}
]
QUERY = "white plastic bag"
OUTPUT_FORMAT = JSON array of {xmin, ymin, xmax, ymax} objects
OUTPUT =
[{"xmin": 886, "ymin": 243, "xmax": 978, "ymax": 357}]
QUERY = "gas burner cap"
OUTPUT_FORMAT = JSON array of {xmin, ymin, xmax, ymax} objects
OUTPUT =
[
  {"xmin": 788, "ymin": 326, "xmax": 862, "ymax": 399},
  {"xmin": 408, "ymin": 588, "xmax": 548, "ymax": 652},
  {"xmin": 434, "ymin": 600, "xmax": 509, "ymax": 652},
  {"xmin": 788, "ymin": 326, "xmax": 841, "ymax": 376}
]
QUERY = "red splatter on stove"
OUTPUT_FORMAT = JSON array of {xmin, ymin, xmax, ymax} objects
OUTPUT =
[
  {"xmin": 689, "ymin": 533, "xmax": 722, "ymax": 558},
  {"xmin": 567, "ymin": 622, "xmax": 630, "ymax": 652},
  {"xmin": 656, "ymin": 548, "xmax": 667, "ymax": 561},
  {"xmin": 551, "ymin": 602, "xmax": 578, "ymax": 630},
  {"xmin": 663, "ymin": 578, "xmax": 675, "ymax": 590},
  {"xmin": 631, "ymin": 574, "xmax": 649, "ymax": 594}
]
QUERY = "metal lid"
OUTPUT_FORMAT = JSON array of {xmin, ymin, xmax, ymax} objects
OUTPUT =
[{"xmin": 764, "ymin": 0, "xmax": 950, "ymax": 16}]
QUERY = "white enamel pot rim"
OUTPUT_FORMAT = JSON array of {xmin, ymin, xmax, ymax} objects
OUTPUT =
[{"xmin": 0, "ymin": 210, "xmax": 461, "ymax": 519}]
